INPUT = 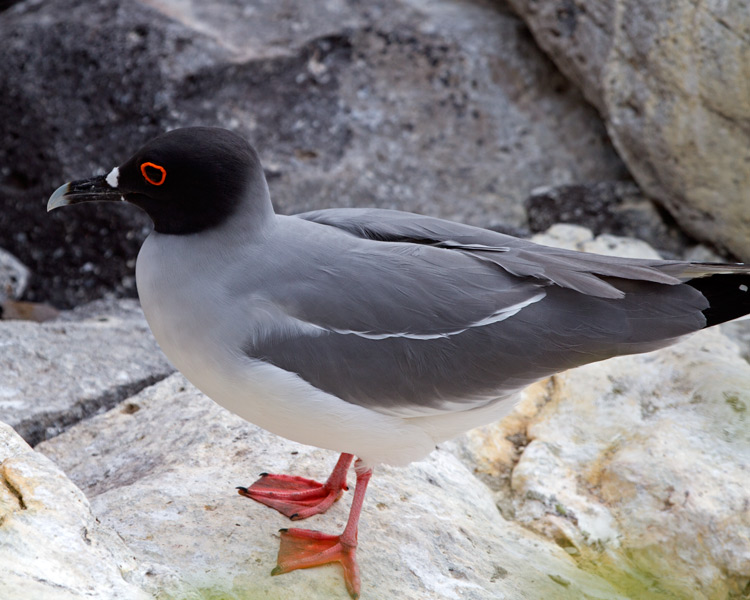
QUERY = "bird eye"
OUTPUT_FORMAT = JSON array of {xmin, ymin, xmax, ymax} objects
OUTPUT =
[{"xmin": 140, "ymin": 162, "xmax": 167, "ymax": 186}]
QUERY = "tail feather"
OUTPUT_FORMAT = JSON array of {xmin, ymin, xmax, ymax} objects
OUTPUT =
[{"xmin": 685, "ymin": 272, "xmax": 750, "ymax": 327}]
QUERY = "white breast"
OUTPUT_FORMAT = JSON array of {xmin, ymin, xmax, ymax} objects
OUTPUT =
[{"xmin": 135, "ymin": 231, "xmax": 437, "ymax": 467}]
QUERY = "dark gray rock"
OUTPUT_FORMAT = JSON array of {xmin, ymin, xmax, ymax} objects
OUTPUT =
[
  {"xmin": 0, "ymin": 298, "xmax": 173, "ymax": 446},
  {"xmin": 525, "ymin": 181, "xmax": 692, "ymax": 258},
  {"xmin": 0, "ymin": 0, "xmax": 628, "ymax": 308},
  {"xmin": 0, "ymin": 0, "xmax": 212, "ymax": 308},
  {"xmin": 0, "ymin": 0, "xmax": 21, "ymax": 11}
]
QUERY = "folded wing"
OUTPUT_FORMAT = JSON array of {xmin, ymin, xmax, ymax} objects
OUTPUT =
[{"xmin": 240, "ymin": 208, "xmax": 744, "ymax": 418}]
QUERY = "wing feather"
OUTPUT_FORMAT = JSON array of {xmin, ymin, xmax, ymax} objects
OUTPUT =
[{"xmin": 296, "ymin": 207, "xmax": 686, "ymax": 298}]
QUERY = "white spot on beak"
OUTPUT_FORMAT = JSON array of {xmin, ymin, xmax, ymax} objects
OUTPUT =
[{"xmin": 106, "ymin": 166, "xmax": 120, "ymax": 188}]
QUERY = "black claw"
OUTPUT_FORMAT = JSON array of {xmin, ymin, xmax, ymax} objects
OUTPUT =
[
  {"xmin": 236, "ymin": 486, "xmax": 248, "ymax": 493},
  {"xmin": 290, "ymin": 513, "xmax": 300, "ymax": 520},
  {"xmin": 259, "ymin": 472, "xmax": 269, "ymax": 477},
  {"xmin": 279, "ymin": 528, "xmax": 288, "ymax": 533}
]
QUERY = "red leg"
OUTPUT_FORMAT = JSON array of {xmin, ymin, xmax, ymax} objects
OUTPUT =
[
  {"xmin": 238, "ymin": 453, "xmax": 353, "ymax": 520},
  {"xmin": 271, "ymin": 460, "xmax": 372, "ymax": 600}
]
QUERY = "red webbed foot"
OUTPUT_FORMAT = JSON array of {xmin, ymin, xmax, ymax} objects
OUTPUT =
[
  {"xmin": 238, "ymin": 453, "xmax": 353, "ymax": 520},
  {"xmin": 268, "ymin": 460, "xmax": 373, "ymax": 600},
  {"xmin": 273, "ymin": 528, "xmax": 360, "ymax": 599}
]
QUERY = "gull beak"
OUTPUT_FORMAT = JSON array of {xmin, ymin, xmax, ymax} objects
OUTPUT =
[{"xmin": 47, "ymin": 174, "xmax": 123, "ymax": 211}]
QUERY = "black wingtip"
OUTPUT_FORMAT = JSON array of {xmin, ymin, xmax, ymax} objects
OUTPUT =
[{"xmin": 687, "ymin": 273, "xmax": 750, "ymax": 327}]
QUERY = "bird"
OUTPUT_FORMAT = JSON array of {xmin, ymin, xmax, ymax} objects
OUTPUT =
[{"xmin": 48, "ymin": 126, "xmax": 750, "ymax": 599}]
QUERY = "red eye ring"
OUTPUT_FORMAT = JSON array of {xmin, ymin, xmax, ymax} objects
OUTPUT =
[{"xmin": 141, "ymin": 162, "xmax": 167, "ymax": 186}]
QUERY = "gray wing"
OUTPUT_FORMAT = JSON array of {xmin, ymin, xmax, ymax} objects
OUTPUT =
[
  {"xmin": 297, "ymin": 208, "xmax": 745, "ymax": 295},
  {"xmin": 241, "ymin": 209, "xmax": 718, "ymax": 417}
]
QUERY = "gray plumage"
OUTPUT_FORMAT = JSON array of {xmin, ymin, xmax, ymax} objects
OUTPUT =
[{"xmin": 236, "ymin": 207, "xmax": 740, "ymax": 417}]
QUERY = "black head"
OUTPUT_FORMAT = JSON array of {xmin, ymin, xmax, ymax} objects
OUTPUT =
[{"xmin": 48, "ymin": 127, "xmax": 272, "ymax": 235}]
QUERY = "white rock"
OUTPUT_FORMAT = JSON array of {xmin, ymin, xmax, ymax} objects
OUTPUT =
[
  {"xmin": 532, "ymin": 223, "xmax": 662, "ymax": 259},
  {"xmin": 0, "ymin": 421, "xmax": 185, "ymax": 600},
  {"xmin": 456, "ymin": 327, "xmax": 750, "ymax": 599},
  {"xmin": 0, "ymin": 247, "xmax": 30, "ymax": 302},
  {"xmin": 38, "ymin": 374, "xmax": 633, "ymax": 599},
  {"xmin": 0, "ymin": 299, "xmax": 173, "ymax": 445}
]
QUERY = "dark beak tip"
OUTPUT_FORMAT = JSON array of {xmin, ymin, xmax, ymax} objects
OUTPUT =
[{"xmin": 46, "ymin": 174, "xmax": 122, "ymax": 212}]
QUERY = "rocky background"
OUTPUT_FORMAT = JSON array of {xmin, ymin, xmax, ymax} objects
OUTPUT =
[{"xmin": 1, "ymin": 0, "xmax": 749, "ymax": 599}]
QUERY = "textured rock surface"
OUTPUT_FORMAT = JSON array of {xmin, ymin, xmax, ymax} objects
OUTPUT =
[
  {"xmin": 0, "ymin": 421, "xmax": 181, "ymax": 600},
  {"xmin": 455, "ymin": 329, "xmax": 750, "ymax": 600},
  {"xmin": 0, "ymin": 0, "xmax": 628, "ymax": 307},
  {"xmin": 531, "ymin": 222, "xmax": 664, "ymax": 260},
  {"xmin": 507, "ymin": 0, "xmax": 750, "ymax": 259},
  {"xmin": 448, "ymin": 228, "xmax": 750, "ymax": 599},
  {"xmin": 0, "ymin": 298, "xmax": 173, "ymax": 445},
  {"xmin": 0, "ymin": 246, "xmax": 29, "ymax": 302},
  {"xmin": 38, "ymin": 374, "xmax": 632, "ymax": 600},
  {"xmin": 525, "ymin": 181, "xmax": 691, "ymax": 258}
]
